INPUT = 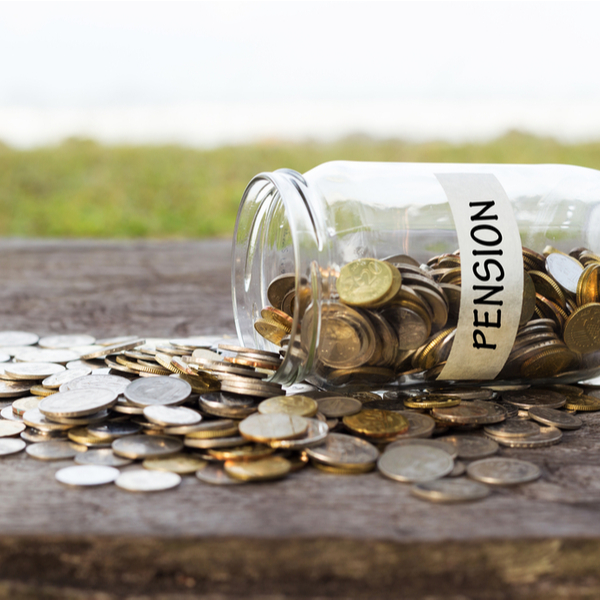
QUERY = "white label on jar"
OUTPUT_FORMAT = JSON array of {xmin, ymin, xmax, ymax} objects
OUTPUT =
[{"xmin": 435, "ymin": 173, "xmax": 523, "ymax": 381}]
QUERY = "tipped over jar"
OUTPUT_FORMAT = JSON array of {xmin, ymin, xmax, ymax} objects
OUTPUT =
[{"xmin": 232, "ymin": 161, "xmax": 600, "ymax": 389}]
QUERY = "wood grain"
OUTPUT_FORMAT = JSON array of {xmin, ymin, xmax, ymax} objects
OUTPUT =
[{"xmin": 1, "ymin": 239, "xmax": 600, "ymax": 599}]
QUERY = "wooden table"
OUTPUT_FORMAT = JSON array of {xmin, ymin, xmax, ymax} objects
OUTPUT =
[{"xmin": 1, "ymin": 239, "xmax": 600, "ymax": 599}]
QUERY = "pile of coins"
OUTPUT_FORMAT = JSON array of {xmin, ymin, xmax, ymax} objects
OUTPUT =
[
  {"xmin": 256, "ymin": 246, "xmax": 600, "ymax": 385},
  {"xmin": 0, "ymin": 330, "xmax": 599, "ymax": 501}
]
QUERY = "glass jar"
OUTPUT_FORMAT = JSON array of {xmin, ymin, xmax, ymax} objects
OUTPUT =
[{"xmin": 232, "ymin": 161, "xmax": 600, "ymax": 389}]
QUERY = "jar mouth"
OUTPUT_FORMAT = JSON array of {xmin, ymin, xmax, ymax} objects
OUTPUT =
[{"xmin": 232, "ymin": 169, "xmax": 323, "ymax": 386}]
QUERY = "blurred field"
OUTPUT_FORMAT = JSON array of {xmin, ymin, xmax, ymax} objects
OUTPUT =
[{"xmin": 2, "ymin": 131, "xmax": 600, "ymax": 238}]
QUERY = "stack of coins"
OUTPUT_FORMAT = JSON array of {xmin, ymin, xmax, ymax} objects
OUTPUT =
[{"xmin": 255, "ymin": 245, "xmax": 600, "ymax": 386}]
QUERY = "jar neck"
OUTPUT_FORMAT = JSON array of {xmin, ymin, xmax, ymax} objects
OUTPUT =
[{"xmin": 232, "ymin": 168, "xmax": 324, "ymax": 385}]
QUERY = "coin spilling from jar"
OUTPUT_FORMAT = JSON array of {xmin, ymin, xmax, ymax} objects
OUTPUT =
[
  {"xmin": 255, "ymin": 246, "xmax": 600, "ymax": 386},
  {"xmin": 0, "ymin": 331, "xmax": 598, "ymax": 502}
]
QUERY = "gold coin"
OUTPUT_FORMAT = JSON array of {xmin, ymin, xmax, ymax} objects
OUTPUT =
[
  {"xmin": 312, "ymin": 462, "xmax": 374, "ymax": 475},
  {"xmin": 336, "ymin": 259, "xmax": 397, "ymax": 308},
  {"xmin": 520, "ymin": 270, "xmax": 537, "ymax": 326},
  {"xmin": 68, "ymin": 427, "xmax": 111, "ymax": 447},
  {"xmin": 224, "ymin": 456, "xmax": 291, "ymax": 481},
  {"xmin": 30, "ymin": 385, "xmax": 56, "ymax": 397},
  {"xmin": 522, "ymin": 247, "xmax": 546, "ymax": 271},
  {"xmin": 267, "ymin": 274, "xmax": 296, "ymax": 311},
  {"xmin": 564, "ymin": 303, "xmax": 600, "ymax": 353},
  {"xmin": 529, "ymin": 271, "xmax": 566, "ymax": 309},
  {"xmin": 253, "ymin": 319, "xmax": 288, "ymax": 346},
  {"xmin": 261, "ymin": 307, "xmax": 293, "ymax": 331},
  {"xmin": 520, "ymin": 347, "xmax": 576, "ymax": 379},
  {"xmin": 239, "ymin": 413, "xmax": 309, "ymax": 443},
  {"xmin": 564, "ymin": 394, "xmax": 600, "ymax": 412},
  {"xmin": 577, "ymin": 263, "xmax": 600, "ymax": 306},
  {"xmin": 143, "ymin": 454, "xmax": 207, "ymax": 474},
  {"xmin": 342, "ymin": 409, "xmax": 409, "ymax": 438},
  {"xmin": 208, "ymin": 444, "xmax": 275, "ymax": 461},
  {"xmin": 258, "ymin": 395, "xmax": 318, "ymax": 417},
  {"xmin": 403, "ymin": 395, "xmax": 461, "ymax": 410}
]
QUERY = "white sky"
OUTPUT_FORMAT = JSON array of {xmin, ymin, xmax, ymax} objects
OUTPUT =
[{"xmin": 1, "ymin": 1, "xmax": 599, "ymax": 146}]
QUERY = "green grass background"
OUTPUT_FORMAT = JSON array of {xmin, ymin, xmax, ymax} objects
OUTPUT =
[{"xmin": 2, "ymin": 131, "xmax": 600, "ymax": 238}]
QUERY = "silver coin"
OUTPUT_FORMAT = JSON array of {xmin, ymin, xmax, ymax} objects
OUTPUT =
[
  {"xmin": 0, "ymin": 381, "xmax": 32, "ymax": 398},
  {"xmin": 316, "ymin": 396, "xmax": 362, "ymax": 418},
  {"xmin": 87, "ymin": 420, "xmax": 141, "ymax": 439},
  {"xmin": 38, "ymin": 334, "xmax": 96, "ymax": 349},
  {"xmin": 545, "ymin": 252, "xmax": 583, "ymax": 294},
  {"xmin": 42, "ymin": 367, "xmax": 92, "ymax": 389},
  {"xmin": 39, "ymin": 388, "xmax": 118, "ymax": 418},
  {"xmin": 484, "ymin": 419, "xmax": 541, "ymax": 439},
  {"xmin": 467, "ymin": 457, "xmax": 541, "ymax": 485},
  {"xmin": 55, "ymin": 465, "xmax": 119, "ymax": 486},
  {"xmin": 168, "ymin": 418, "xmax": 237, "ymax": 436},
  {"xmin": 0, "ymin": 353, "xmax": 11, "ymax": 363},
  {"xmin": 21, "ymin": 428, "xmax": 67, "ymax": 443},
  {"xmin": 13, "ymin": 348, "xmax": 79, "ymax": 364},
  {"xmin": 66, "ymin": 360, "xmax": 105, "ymax": 371},
  {"xmin": 305, "ymin": 433, "xmax": 379, "ymax": 468},
  {"xmin": 23, "ymin": 408, "xmax": 71, "ymax": 431},
  {"xmin": 411, "ymin": 478, "xmax": 491, "ymax": 503},
  {"xmin": 378, "ymin": 446, "xmax": 454, "ymax": 483},
  {"xmin": 80, "ymin": 339, "xmax": 145, "ymax": 360},
  {"xmin": 26, "ymin": 440, "xmax": 87, "ymax": 460},
  {"xmin": 0, "ymin": 331, "xmax": 39, "ymax": 347},
  {"xmin": 386, "ymin": 438, "xmax": 458, "ymax": 460},
  {"xmin": 199, "ymin": 391, "xmax": 258, "ymax": 418},
  {"xmin": 464, "ymin": 400, "xmax": 508, "ymax": 424},
  {"xmin": 95, "ymin": 335, "xmax": 143, "ymax": 347},
  {"xmin": 219, "ymin": 381, "xmax": 282, "ymax": 399},
  {"xmin": 448, "ymin": 460, "xmax": 466, "ymax": 477},
  {"xmin": 112, "ymin": 434, "xmax": 183, "ymax": 459},
  {"xmin": 501, "ymin": 389, "xmax": 566, "ymax": 410},
  {"xmin": 75, "ymin": 448, "xmax": 133, "ymax": 467},
  {"xmin": 59, "ymin": 374, "xmax": 132, "ymax": 395},
  {"xmin": 493, "ymin": 426, "xmax": 563, "ymax": 448},
  {"xmin": 124, "ymin": 376, "xmax": 191, "ymax": 407},
  {"xmin": 115, "ymin": 469, "xmax": 181, "ymax": 492},
  {"xmin": 528, "ymin": 407, "xmax": 583, "ymax": 430},
  {"xmin": 3, "ymin": 362, "xmax": 65, "ymax": 381},
  {"xmin": 46, "ymin": 409, "xmax": 110, "ymax": 426},
  {"xmin": 0, "ymin": 438, "xmax": 26, "ymax": 455},
  {"xmin": 269, "ymin": 419, "xmax": 329, "ymax": 449},
  {"xmin": 0, "ymin": 420, "xmax": 25, "ymax": 437},
  {"xmin": 111, "ymin": 401, "xmax": 145, "ymax": 415},
  {"xmin": 184, "ymin": 435, "xmax": 246, "ymax": 449},
  {"xmin": 385, "ymin": 411, "xmax": 436, "ymax": 439},
  {"xmin": 1, "ymin": 405, "xmax": 23, "ymax": 421},
  {"xmin": 143, "ymin": 405, "xmax": 202, "ymax": 427},
  {"xmin": 195, "ymin": 463, "xmax": 245, "ymax": 485},
  {"xmin": 439, "ymin": 435, "xmax": 499, "ymax": 460}
]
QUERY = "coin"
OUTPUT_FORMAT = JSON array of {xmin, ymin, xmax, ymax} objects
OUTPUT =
[
  {"xmin": 112, "ymin": 434, "xmax": 183, "ymax": 459},
  {"xmin": 143, "ymin": 405, "xmax": 202, "ymax": 427},
  {"xmin": 87, "ymin": 420, "xmax": 142, "ymax": 439},
  {"xmin": 411, "ymin": 478, "xmax": 490, "ymax": 503},
  {"xmin": 378, "ymin": 445, "xmax": 454, "ymax": 483},
  {"xmin": 239, "ymin": 413, "xmax": 309, "ymax": 443},
  {"xmin": 316, "ymin": 396, "xmax": 362, "ymax": 418},
  {"xmin": 564, "ymin": 303, "xmax": 600, "ymax": 353},
  {"xmin": 0, "ymin": 381, "xmax": 32, "ymax": 398},
  {"xmin": 74, "ymin": 448, "xmax": 133, "ymax": 467},
  {"xmin": 208, "ymin": 444, "xmax": 274, "ymax": 461},
  {"xmin": 224, "ymin": 456, "xmax": 291, "ymax": 481},
  {"xmin": 501, "ymin": 389, "xmax": 566, "ymax": 410},
  {"xmin": 55, "ymin": 465, "xmax": 119, "ymax": 486},
  {"xmin": 184, "ymin": 435, "xmax": 246, "ymax": 449},
  {"xmin": 68, "ymin": 427, "xmax": 112, "ymax": 447},
  {"xmin": 143, "ymin": 453, "xmax": 207, "ymax": 474},
  {"xmin": 11, "ymin": 395, "xmax": 41, "ymax": 416},
  {"xmin": 0, "ymin": 331, "xmax": 39, "ymax": 347},
  {"xmin": 13, "ymin": 348, "xmax": 79, "ymax": 364},
  {"xmin": 403, "ymin": 395, "xmax": 461, "ymax": 410},
  {"xmin": 21, "ymin": 428, "xmax": 66, "ymax": 443},
  {"xmin": 342, "ymin": 409, "xmax": 409, "ymax": 438},
  {"xmin": 494, "ymin": 426, "xmax": 563, "ymax": 448},
  {"xmin": 258, "ymin": 395, "xmax": 318, "ymax": 417},
  {"xmin": 439, "ymin": 435, "xmax": 499, "ymax": 460},
  {"xmin": 467, "ymin": 457, "xmax": 541, "ymax": 485},
  {"xmin": 380, "ymin": 302, "xmax": 431, "ymax": 350},
  {"xmin": 337, "ymin": 259, "xmax": 398, "ymax": 308},
  {"xmin": 382, "ymin": 411, "xmax": 435, "ymax": 439},
  {"xmin": 305, "ymin": 433, "xmax": 379, "ymax": 469},
  {"xmin": 0, "ymin": 437, "xmax": 25, "ymax": 456},
  {"xmin": 124, "ymin": 376, "xmax": 191, "ymax": 407},
  {"xmin": 80, "ymin": 339, "xmax": 145, "ymax": 360},
  {"xmin": 430, "ymin": 404, "xmax": 489, "ymax": 425},
  {"xmin": 181, "ymin": 419, "xmax": 239, "ymax": 438},
  {"xmin": 385, "ymin": 438, "xmax": 459, "ymax": 460},
  {"xmin": 484, "ymin": 419, "xmax": 541, "ymax": 439},
  {"xmin": 0, "ymin": 420, "xmax": 25, "ymax": 437},
  {"xmin": 3, "ymin": 362, "xmax": 65, "ymax": 381},
  {"xmin": 545, "ymin": 252, "xmax": 583, "ymax": 295},
  {"xmin": 26, "ymin": 440, "xmax": 87, "ymax": 461},
  {"xmin": 39, "ymin": 335, "xmax": 96, "ymax": 349},
  {"xmin": 195, "ymin": 463, "xmax": 245, "ymax": 485},
  {"xmin": 42, "ymin": 367, "xmax": 93, "ymax": 389},
  {"xmin": 39, "ymin": 388, "xmax": 118, "ymax": 418},
  {"xmin": 60, "ymin": 374, "xmax": 131, "ymax": 395},
  {"xmin": 199, "ymin": 391, "xmax": 259, "ymax": 418},
  {"xmin": 115, "ymin": 469, "xmax": 181, "ymax": 492},
  {"xmin": 564, "ymin": 394, "xmax": 600, "ymax": 411},
  {"xmin": 268, "ymin": 419, "xmax": 328, "ymax": 449},
  {"xmin": 528, "ymin": 406, "xmax": 583, "ymax": 429},
  {"xmin": 23, "ymin": 408, "xmax": 71, "ymax": 431}
]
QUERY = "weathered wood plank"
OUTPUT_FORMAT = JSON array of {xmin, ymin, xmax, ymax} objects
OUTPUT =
[{"xmin": 2, "ymin": 239, "xmax": 600, "ymax": 598}]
